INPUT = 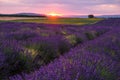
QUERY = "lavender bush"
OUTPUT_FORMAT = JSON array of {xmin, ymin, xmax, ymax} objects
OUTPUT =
[{"xmin": 0, "ymin": 18, "xmax": 120, "ymax": 80}]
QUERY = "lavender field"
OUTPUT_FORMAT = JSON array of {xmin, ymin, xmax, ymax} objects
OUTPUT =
[{"xmin": 0, "ymin": 18, "xmax": 120, "ymax": 80}]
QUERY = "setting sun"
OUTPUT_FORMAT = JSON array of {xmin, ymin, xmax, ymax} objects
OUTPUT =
[{"xmin": 48, "ymin": 12, "xmax": 62, "ymax": 17}]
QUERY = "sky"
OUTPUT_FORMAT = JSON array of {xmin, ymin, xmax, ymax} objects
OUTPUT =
[{"xmin": 0, "ymin": 0, "xmax": 120, "ymax": 16}]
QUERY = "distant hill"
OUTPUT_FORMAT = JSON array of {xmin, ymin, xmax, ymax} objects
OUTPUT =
[
  {"xmin": 0, "ymin": 13, "xmax": 120, "ymax": 18},
  {"xmin": 0, "ymin": 13, "xmax": 46, "ymax": 17}
]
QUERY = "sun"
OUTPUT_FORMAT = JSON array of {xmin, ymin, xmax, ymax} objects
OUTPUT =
[{"xmin": 48, "ymin": 12, "xmax": 62, "ymax": 17}]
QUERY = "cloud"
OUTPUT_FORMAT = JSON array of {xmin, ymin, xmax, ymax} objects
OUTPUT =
[
  {"xmin": 83, "ymin": 4, "xmax": 120, "ymax": 14},
  {"xmin": 0, "ymin": 0, "xmax": 21, "ymax": 4},
  {"xmin": 0, "ymin": 0, "xmax": 120, "ymax": 15},
  {"xmin": 22, "ymin": 0, "xmax": 120, "ymax": 5}
]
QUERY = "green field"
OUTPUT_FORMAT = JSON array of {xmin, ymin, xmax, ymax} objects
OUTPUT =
[{"xmin": 0, "ymin": 17, "xmax": 102, "ymax": 25}]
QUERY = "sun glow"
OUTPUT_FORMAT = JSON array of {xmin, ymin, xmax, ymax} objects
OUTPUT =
[{"xmin": 48, "ymin": 12, "xmax": 62, "ymax": 17}]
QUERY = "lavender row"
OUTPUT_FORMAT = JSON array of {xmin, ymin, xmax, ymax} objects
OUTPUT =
[
  {"xmin": 9, "ymin": 19, "xmax": 120, "ymax": 80},
  {"xmin": 0, "ymin": 18, "xmax": 120, "ymax": 79},
  {"xmin": 10, "ymin": 28, "xmax": 120, "ymax": 80}
]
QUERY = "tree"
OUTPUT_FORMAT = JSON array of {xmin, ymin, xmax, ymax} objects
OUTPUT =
[{"xmin": 88, "ymin": 14, "xmax": 94, "ymax": 18}]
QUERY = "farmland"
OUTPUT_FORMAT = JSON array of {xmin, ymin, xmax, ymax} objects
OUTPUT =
[
  {"xmin": 0, "ymin": 18, "xmax": 120, "ymax": 80},
  {"xmin": 0, "ymin": 17, "xmax": 102, "ymax": 25}
]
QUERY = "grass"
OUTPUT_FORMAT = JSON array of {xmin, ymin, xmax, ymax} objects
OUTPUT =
[{"xmin": 0, "ymin": 17, "xmax": 102, "ymax": 25}]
